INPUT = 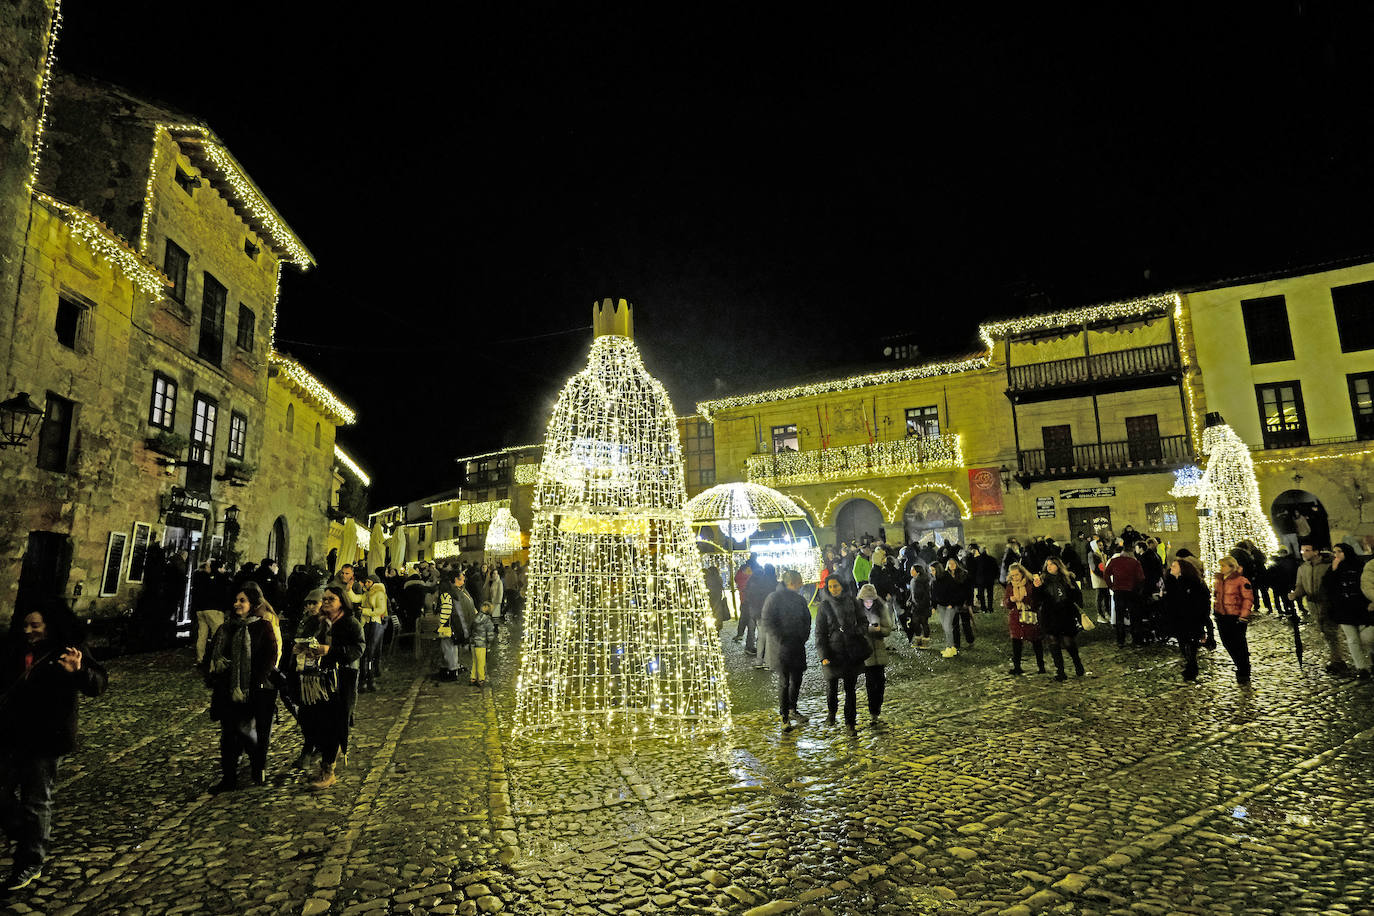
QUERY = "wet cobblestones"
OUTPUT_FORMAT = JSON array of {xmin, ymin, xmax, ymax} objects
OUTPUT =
[{"xmin": 3, "ymin": 610, "xmax": 1372, "ymax": 915}]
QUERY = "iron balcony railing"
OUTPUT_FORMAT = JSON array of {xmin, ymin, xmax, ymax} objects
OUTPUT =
[
  {"xmin": 746, "ymin": 433, "xmax": 962, "ymax": 487},
  {"xmin": 1008, "ymin": 343, "xmax": 1180, "ymax": 393},
  {"xmin": 1017, "ymin": 434, "xmax": 1191, "ymax": 479}
]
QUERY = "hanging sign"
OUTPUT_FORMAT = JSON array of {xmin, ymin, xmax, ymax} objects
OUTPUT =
[
  {"xmin": 1060, "ymin": 486, "xmax": 1115, "ymax": 500},
  {"xmin": 1036, "ymin": 496, "xmax": 1056, "ymax": 519},
  {"xmin": 968, "ymin": 467, "xmax": 1005, "ymax": 516}
]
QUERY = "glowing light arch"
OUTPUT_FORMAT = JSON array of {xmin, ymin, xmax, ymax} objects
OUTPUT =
[
  {"xmin": 820, "ymin": 488, "xmax": 890, "ymax": 526},
  {"xmin": 890, "ymin": 482, "xmax": 971, "ymax": 523}
]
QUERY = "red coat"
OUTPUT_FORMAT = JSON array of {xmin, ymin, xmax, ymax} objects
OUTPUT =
[{"xmin": 1004, "ymin": 582, "xmax": 1042, "ymax": 641}]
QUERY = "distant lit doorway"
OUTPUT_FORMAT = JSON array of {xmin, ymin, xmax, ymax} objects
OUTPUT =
[
  {"xmin": 903, "ymin": 492, "xmax": 964, "ymax": 548},
  {"xmin": 834, "ymin": 499, "xmax": 884, "ymax": 546},
  {"xmin": 1271, "ymin": 490, "xmax": 1329, "ymax": 554}
]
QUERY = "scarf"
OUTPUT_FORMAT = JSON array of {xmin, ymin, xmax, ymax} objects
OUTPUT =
[
  {"xmin": 1008, "ymin": 578, "xmax": 1029, "ymax": 609},
  {"xmin": 211, "ymin": 616, "xmax": 260, "ymax": 703}
]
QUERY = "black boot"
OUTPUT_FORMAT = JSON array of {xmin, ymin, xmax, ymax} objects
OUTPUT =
[
  {"xmin": 1033, "ymin": 641, "xmax": 1046, "ymax": 673},
  {"xmin": 1009, "ymin": 639, "xmax": 1024, "ymax": 675},
  {"xmin": 1068, "ymin": 646, "xmax": 1085, "ymax": 676},
  {"xmin": 1050, "ymin": 643, "xmax": 1067, "ymax": 681}
]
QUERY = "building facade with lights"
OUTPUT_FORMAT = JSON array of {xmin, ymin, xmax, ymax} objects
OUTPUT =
[
  {"xmin": 0, "ymin": 70, "xmax": 356, "ymax": 624},
  {"xmin": 1181, "ymin": 259, "xmax": 1374, "ymax": 552},
  {"xmin": 697, "ymin": 296, "xmax": 1204, "ymax": 558}
]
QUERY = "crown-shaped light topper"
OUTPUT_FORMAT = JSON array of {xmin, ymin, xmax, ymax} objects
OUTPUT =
[{"xmin": 593, "ymin": 297, "xmax": 634, "ymax": 338}]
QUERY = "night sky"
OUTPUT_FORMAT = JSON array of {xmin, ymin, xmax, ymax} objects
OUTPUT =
[{"xmin": 56, "ymin": 3, "xmax": 1374, "ymax": 506}]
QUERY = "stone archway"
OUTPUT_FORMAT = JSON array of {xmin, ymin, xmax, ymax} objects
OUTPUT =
[
  {"xmin": 267, "ymin": 515, "xmax": 289, "ymax": 568},
  {"xmin": 1271, "ymin": 489, "xmax": 1329, "ymax": 553},
  {"xmin": 834, "ymin": 498, "xmax": 884, "ymax": 546},
  {"xmin": 903, "ymin": 491, "xmax": 964, "ymax": 548}
]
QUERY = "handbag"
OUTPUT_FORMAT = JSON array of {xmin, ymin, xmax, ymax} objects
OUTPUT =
[{"xmin": 1080, "ymin": 612, "xmax": 1096, "ymax": 631}]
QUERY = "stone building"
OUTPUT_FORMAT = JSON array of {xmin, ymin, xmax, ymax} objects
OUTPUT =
[
  {"xmin": 697, "ymin": 295, "xmax": 1202, "ymax": 556},
  {"xmin": 0, "ymin": 0, "xmax": 57, "ymax": 320},
  {"xmin": 0, "ymin": 72, "xmax": 354, "ymax": 624},
  {"xmin": 1182, "ymin": 259, "xmax": 1374, "ymax": 552}
]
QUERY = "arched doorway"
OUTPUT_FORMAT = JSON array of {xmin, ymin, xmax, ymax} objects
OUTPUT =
[
  {"xmin": 834, "ymin": 498, "xmax": 884, "ymax": 546},
  {"xmin": 267, "ymin": 515, "xmax": 289, "ymax": 568},
  {"xmin": 1271, "ymin": 490, "xmax": 1329, "ymax": 554},
  {"xmin": 903, "ymin": 492, "xmax": 964, "ymax": 548}
]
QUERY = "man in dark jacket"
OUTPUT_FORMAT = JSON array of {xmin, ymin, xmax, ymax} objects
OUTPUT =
[
  {"xmin": 0, "ymin": 601, "xmax": 108, "ymax": 892},
  {"xmin": 760, "ymin": 570, "xmax": 812, "ymax": 730},
  {"xmin": 743, "ymin": 565, "xmax": 778, "ymax": 657},
  {"xmin": 967, "ymin": 545, "xmax": 998, "ymax": 613}
]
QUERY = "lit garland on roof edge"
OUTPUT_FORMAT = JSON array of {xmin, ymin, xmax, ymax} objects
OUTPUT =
[
  {"xmin": 513, "ymin": 299, "xmax": 731, "ymax": 742},
  {"xmin": 1192, "ymin": 415, "xmax": 1279, "ymax": 572}
]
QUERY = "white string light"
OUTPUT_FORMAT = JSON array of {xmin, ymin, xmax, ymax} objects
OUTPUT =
[
  {"xmin": 484, "ymin": 507, "xmax": 522, "ymax": 558},
  {"xmin": 686, "ymin": 483, "xmax": 823, "ymax": 582},
  {"xmin": 34, "ymin": 192, "xmax": 169, "ymax": 296},
  {"xmin": 333, "ymin": 445, "xmax": 370, "ymax": 487},
  {"xmin": 1193, "ymin": 423, "xmax": 1280, "ymax": 571},
  {"xmin": 270, "ymin": 353, "xmax": 356, "ymax": 425},
  {"xmin": 746, "ymin": 433, "xmax": 962, "ymax": 488},
  {"xmin": 514, "ymin": 330, "xmax": 731, "ymax": 742}
]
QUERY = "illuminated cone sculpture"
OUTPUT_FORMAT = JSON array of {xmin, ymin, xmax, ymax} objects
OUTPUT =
[
  {"xmin": 513, "ymin": 299, "xmax": 731, "ymax": 741},
  {"xmin": 1195, "ymin": 413, "xmax": 1280, "ymax": 571}
]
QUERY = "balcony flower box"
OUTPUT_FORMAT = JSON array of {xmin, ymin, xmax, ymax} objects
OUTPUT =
[
  {"xmin": 145, "ymin": 431, "xmax": 188, "ymax": 459},
  {"xmin": 217, "ymin": 460, "xmax": 256, "ymax": 485}
]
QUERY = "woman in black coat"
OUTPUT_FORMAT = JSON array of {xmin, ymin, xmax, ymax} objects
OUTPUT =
[
  {"xmin": 1326, "ymin": 543, "xmax": 1373, "ymax": 678},
  {"xmin": 815, "ymin": 578, "xmax": 864, "ymax": 730},
  {"xmin": 1164, "ymin": 557, "xmax": 1211, "ymax": 681},
  {"xmin": 0, "ymin": 600, "xmax": 107, "ymax": 889},
  {"xmin": 203, "ymin": 586, "xmax": 280, "ymax": 792},
  {"xmin": 1033, "ymin": 556, "xmax": 1085, "ymax": 681}
]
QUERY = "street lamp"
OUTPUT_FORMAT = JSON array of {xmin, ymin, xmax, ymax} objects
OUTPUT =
[
  {"xmin": 0, "ymin": 391, "xmax": 45, "ymax": 449},
  {"xmin": 999, "ymin": 464, "xmax": 1012, "ymax": 493}
]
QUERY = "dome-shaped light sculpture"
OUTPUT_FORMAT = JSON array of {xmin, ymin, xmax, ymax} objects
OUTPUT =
[
  {"xmin": 513, "ymin": 299, "xmax": 731, "ymax": 742},
  {"xmin": 685, "ymin": 482, "xmax": 823, "ymax": 591},
  {"xmin": 484, "ymin": 507, "xmax": 522, "ymax": 559}
]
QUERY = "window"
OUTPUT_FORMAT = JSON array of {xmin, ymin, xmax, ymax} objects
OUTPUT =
[
  {"xmin": 244, "ymin": 238, "xmax": 259, "ymax": 261},
  {"xmin": 187, "ymin": 394, "xmax": 217, "ymax": 493},
  {"xmin": 1256, "ymin": 381, "xmax": 1308, "ymax": 448},
  {"xmin": 1145, "ymin": 501, "xmax": 1180, "ymax": 532},
  {"xmin": 1240, "ymin": 295, "xmax": 1294, "ymax": 364},
  {"xmin": 1331, "ymin": 281, "xmax": 1374, "ymax": 353},
  {"xmin": 55, "ymin": 295, "xmax": 84, "ymax": 349},
  {"xmin": 199, "ymin": 272, "xmax": 227, "ymax": 365},
  {"xmin": 1349, "ymin": 372, "xmax": 1374, "ymax": 440},
  {"xmin": 285, "ymin": 402, "xmax": 295, "ymax": 432},
  {"xmin": 1042, "ymin": 425, "xmax": 1073, "ymax": 469},
  {"xmin": 418, "ymin": 526, "xmax": 426, "ymax": 544},
  {"xmin": 314, "ymin": 422, "xmax": 321, "ymax": 448},
  {"xmin": 228, "ymin": 411, "xmax": 247, "ymax": 459},
  {"xmin": 37, "ymin": 392, "xmax": 74, "ymax": 473},
  {"xmin": 906, "ymin": 405, "xmax": 939, "ymax": 438},
  {"xmin": 1124, "ymin": 414, "xmax": 1162, "ymax": 462},
  {"xmin": 174, "ymin": 165, "xmax": 197, "ymax": 195},
  {"xmin": 148, "ymin": 372, "xmax": 177, "ymax": 429},
  {"xmin": 771, "ymin": 424, "xmax": 799, "ymax": 453},
  {"xmin": 163, "ymin": 239, "xmax": 189, "ymax": 303},
  {"xmin": 235, "ymin": 304, "xmax": 255, "ymax": 352}
]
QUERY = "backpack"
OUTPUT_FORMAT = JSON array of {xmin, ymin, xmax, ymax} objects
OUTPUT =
[{"xmin": 825, "ymin": 599, "xmax": 872, "ymax": 666}]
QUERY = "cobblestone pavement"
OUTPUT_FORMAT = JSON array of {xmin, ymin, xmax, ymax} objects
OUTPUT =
[{"xmin": 3, "ymin": 606, "xmax": 1373, "ymax": 916}]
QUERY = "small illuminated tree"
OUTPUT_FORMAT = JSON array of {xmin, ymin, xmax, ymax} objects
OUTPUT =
[
  {"xmin": 513, "ymin": 299, "xmax": 731, "ymax": 741},
  {"xmin": 484, "ymin": 507, "xmax": 522, "ymax": 559},
  {"xmin": 1190, "ymin": 414, "xmax": 1279, "ymax": 571}
]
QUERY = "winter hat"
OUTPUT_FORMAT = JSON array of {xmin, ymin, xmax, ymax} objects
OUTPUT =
[
  {"xmin": 872, "ymin": 548, "xmax": 887, "ymax": 564},
  {"xmin": 857, "ymin": 583, "xmax": 879, "ymax": 601}
]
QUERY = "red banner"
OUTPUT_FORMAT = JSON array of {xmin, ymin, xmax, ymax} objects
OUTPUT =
[{"xmin": 968, "ymin": 467, "xmax": 1005, "ymax": 516}]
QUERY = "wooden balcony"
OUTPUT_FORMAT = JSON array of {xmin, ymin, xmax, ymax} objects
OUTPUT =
[
  {"xmin": 1006, "ymin": 343, "xmax": 1181, "ymax": 403},
  {"xmin": 746, "ymin": 433, "xmax": 962, "ymax": 488},
  {"xmin": 1016, "ymin": 434, "xmax": 1190, "ymax": 485}
]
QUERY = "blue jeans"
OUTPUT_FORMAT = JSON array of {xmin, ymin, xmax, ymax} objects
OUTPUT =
[{"xmin": 0, "ymin": 752, "xmax": 60, "ymax": 866}]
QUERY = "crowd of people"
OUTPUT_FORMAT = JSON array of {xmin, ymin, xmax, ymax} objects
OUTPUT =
[
  {"xmin": 734, "ymin": 526, "xmax": 1374, "ymax": 732},
  {"xmin": 191, "ymin": 555, "xmax": 526, "ymax": 792}
]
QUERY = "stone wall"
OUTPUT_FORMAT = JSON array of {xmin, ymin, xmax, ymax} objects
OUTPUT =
[{"xmin": 0, "ymin": 0, "xmax": 56, "ymax": 323}]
